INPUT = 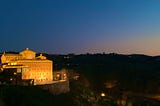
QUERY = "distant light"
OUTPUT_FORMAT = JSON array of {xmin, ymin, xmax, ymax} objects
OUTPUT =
[
  {"xmin": 63, "ymin": 74, "xmax": 67, "ymax": 80},
  {"xmin": 64, "ymin": 56, "xmax": 70, "ymax": 59},
  {"xmin": 101, "ymin": 92, "xmax": 106, "ymax": 97}
]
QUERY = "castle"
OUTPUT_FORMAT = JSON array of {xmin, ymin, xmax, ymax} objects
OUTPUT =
[{"xmin": 0, "ymin": 48, "xmax": 53, "ymax": 85}]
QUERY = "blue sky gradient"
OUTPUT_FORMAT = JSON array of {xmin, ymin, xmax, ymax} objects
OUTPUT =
[{"xmin": 1, "ymin": 0, "xmax": 160, "ymax": 55}]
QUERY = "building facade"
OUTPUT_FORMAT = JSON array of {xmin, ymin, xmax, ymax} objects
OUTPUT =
[{"xmin": 1, "ymin": 48, "xmax": 53, "ymax": 85}]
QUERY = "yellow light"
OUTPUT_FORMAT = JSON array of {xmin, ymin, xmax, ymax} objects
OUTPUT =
[
  {"xmin": 101, "ymin": 92, "xmax": 106, "ymax": 97},
  {"xmin": 56, "ymin": 74, "xmax": 60, "ymax": 77},
  {"xmin": 63, "ymin": 74, "xmax": 67, "ymax": 80},
  {"xmin": 14, "ymin": 72, "xmax": 17, "ymax": 75},
  {"xmin": 10, "ymin": 62, "xmax": 17, "ymax": 65}
]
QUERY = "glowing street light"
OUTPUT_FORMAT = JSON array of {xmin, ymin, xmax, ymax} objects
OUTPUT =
[{"xmin": 101, "ymin": 92, "xmax": 106, "ymax": 97}]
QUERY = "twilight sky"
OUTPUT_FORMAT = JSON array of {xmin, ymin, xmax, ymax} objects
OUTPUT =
[{"xmin": 1, "ymin": 0, "xmax": 160, "ymax": 55}]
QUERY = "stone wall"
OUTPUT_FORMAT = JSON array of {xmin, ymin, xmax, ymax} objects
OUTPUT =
[{"xmin": 38, "ymin": 80, "xmax": 70, "ymax": 95}]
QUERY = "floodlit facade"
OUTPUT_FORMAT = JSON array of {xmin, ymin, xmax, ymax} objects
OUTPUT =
[{"xmin": 1, "ymin": 48, "xmax": 53, "ymax": 85}]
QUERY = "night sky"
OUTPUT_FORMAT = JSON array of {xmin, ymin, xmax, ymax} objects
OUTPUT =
[{"xmin": 1, "ymin": 0, "xmax": 160, "ymax": 55}]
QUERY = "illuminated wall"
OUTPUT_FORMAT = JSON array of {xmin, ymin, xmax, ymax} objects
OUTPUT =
[
  {"xmin": 1, "ymin": 54, "xmax": 23, "ymax": 63},
  {"xmin": 18, "ymin": 60, "xmax": 53, "ymax": 84}
]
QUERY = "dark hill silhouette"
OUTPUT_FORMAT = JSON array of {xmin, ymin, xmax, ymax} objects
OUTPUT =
[{"xmin": 44, "ymin": 53, "xmax": 160, "ymax": 94}]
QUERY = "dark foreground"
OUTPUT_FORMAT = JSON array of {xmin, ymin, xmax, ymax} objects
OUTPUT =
[{"xmin": 1, "ymin": 53, "xmax": 160, "ymax": 105}]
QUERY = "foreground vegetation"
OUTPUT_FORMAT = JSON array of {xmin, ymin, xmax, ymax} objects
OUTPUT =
[{"xmin": 0, "ymin": 81, "xmax": 117, "ymax": 106}]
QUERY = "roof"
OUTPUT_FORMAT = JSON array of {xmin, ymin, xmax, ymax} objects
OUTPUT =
[
  {"xmin": 2, "ymin": 53, "xmax": 21, "ymax": 56},
  {"xmin": 20, "ymin": 48, "xmax": 36, "ymax": 54}
]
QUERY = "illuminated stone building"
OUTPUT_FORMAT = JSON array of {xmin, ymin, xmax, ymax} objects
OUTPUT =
[{"xmin": 1, "ymin": 48, "xmax": 53, "ymax": 85}]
